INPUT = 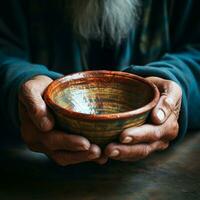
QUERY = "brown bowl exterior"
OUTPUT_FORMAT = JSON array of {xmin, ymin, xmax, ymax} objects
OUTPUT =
[
  {"xmin": 53, "ymin": 111, "xmax": 149, "ymax": 146},
  {"xmin": 44, "ymin": 70, "xmax": 160, "ymax": 146}
]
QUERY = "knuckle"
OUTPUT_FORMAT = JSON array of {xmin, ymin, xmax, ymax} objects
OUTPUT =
[
  {"xmin": 122, "ymin": 129, "xmax": 130, "ymax": 137},
  {"xmin": 23, "ymin": 80, "xmax": 33, "ymax": 89},
  {"xmin": 21, "ymin": 81, "xmax": 35, "ymax": 96},
  {"xmin": 177, "ymin": 84, "xmax": 182, "ymax": 96},
  {"xmin": 158, "ymin": 141, "xmax": 169, "ymax": 151},
  {"xmin": 171, "ymin": 81, "xmax": 180, "ymax": 89},
  {"xmin": 156, "ymin": 141, "xmax": 168, "ymax": 151},
  {"xmin": 170, "ymin": 122, "xmax": 179, "ymax": 139},
  {"xmin": 20, "ymin": 82, "xmax": 46, "ymax": 117},
  {"xmin": 143, "ymin": 146, "xmax": 151, "ymax": 157},
  {"xmin": 121, "ymin": 128, "xmax": 133, "ymax": 140},
  {"xmin": 170, "ymin": 81, "xmax": 182, "ymax": 97},
  {"xmin": 165, "ymin": 121, "xmax": 179, "ymax": 140},
  {"xmin": 28, "ymin": 101, "xmax": 40, "ymax": 116},
  {"xmin": 163, "ymin": 79, "xmax": 170, "ymax": 85},
  {"xmin": 162, "ymin": 79, "xmax": 171, "ymax": 89},
  {"xmin": 162, "ymin": 142, "xmax": 169, "ymax": 150},
  {"xmin": 154, "ymin": 128, "xmax": 162, "ymax": 140},
  {"xmin": 168, "ymin": 80, "xmax": 177, "ymax": 88},
  {"xmin": 32, "ymin": 103, "xmax": 46, "ymax": 117},
  {"xmin": 27, "ymin": 98, "xmax": 46, "ymax": 119}
]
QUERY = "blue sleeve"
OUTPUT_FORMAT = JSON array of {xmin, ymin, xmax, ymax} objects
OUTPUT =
[
  {"xmin": 0, "ymin": 1, "xmax": 62, "ymax": 129},
  {"xmin": 124, "ymin": 44, "xmax": 200, "ymax": 143}
]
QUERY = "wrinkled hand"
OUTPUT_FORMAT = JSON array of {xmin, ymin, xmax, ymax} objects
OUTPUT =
[
  {"xmin": 104, "ymin": 77, "xmax": 182, "ymax": 161},
  {"xmin": 19, "ymin": 75, "xmax": 106, "ymax": 166}
]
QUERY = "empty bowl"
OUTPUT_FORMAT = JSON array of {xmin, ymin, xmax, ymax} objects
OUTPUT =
[{"xmin": 44, "ymin": 70, "xmax": 159, "ymax": 146}]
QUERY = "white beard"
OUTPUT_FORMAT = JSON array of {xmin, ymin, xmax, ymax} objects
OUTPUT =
[{"xmin": 69, "ymin": 0, "xmax": 141, "ymax": 44}]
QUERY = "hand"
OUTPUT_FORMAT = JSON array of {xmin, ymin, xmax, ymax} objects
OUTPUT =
[
  {"xmin": 104, "ymin": 77, "xmax": 182, "ymax": 161},
  {"xmin": 19, "ymin": 75, "xmax": 105, "ymax": 166}
]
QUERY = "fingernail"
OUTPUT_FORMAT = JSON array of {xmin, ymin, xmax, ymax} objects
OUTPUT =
[
  {"xmin": 157, "ymin": 109, "xmax": 165, "ymax": 122},
  {"xmin": 40, "ymin": 117, "xmax": 49, "ymax": 130},
  {"xmin": 81, "ymin": 143, "xmax": 90, "ymax": 151},
  {"xmin": 88, "ymin": 152, "xmax": 99, "ymax": 160},
  {"xmin": 122, "ymin": 136, "xmax": 132, "ymax": 144},
  {"xmin": 109, "ymin": 150, "xmax": 120, "ymax": 157}
]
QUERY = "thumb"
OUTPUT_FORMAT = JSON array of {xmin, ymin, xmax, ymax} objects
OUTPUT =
[
  {"xmin": 146, "ymin": 77, "xmax": 182, "ymax": 125},
  {"xmin": 19, "ymin": 75, "xmax": 54, "ymax": 132},
  {"xmin": 151, "ymin": 95, "xmax": 175, "ymax": 124}
]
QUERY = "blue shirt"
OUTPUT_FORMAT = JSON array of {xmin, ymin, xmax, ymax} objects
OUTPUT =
[{"xmin": 0, "ymin": 0, "xmax": 200, "ymax": 144}]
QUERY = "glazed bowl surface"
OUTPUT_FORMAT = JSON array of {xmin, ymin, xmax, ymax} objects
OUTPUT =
[{"xmin": 44, "ymin": 70, "xmax": 159, "ymax": 146}]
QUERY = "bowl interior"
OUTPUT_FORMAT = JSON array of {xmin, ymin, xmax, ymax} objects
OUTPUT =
[{"xmin": 50, "ymin": 72, "xmax": 155, "ymax": 115}]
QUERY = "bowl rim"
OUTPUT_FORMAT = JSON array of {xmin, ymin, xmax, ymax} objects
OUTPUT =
[{"xmin": 44, "ymin": 70, "xmax": 160, "ymax": 121}]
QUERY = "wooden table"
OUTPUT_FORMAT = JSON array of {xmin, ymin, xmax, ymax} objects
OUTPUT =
[{"xmin": 0, "ymin": 132, "xmax": 200, "ymax": 200}]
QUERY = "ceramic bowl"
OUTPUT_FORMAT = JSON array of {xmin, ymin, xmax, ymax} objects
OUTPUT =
[{"xmin": 44, "ymin": 70, "xmax": 159, "ymax": 146}]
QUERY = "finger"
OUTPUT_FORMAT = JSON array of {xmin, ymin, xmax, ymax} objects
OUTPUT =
[
  {"xmin": 94, "ymin": 155, "xmax": 109, "ymax": 165},
  {"xmin": 151, "ymin": 95, "xmax": 180, "ymax": 125},
  {"xmin": 146, "ymin": 77, "xmax": 182, "ymax": 124},
  {"xmin": 120, "ymin": 124, "xmax": 162, "ymax": 144},
  {"xmin": 51, "ymin": 144, "xmax": 101, "ymax": 166},
  {"xmin": 41, "ymin": 131, "xmax": 91, "ymax": 152},
  {"xmin": 104, "ymin": 141, "xmax": 169, "ymax": 161},
  {"xmin": 19, "ymin": 102, "xmax": 91, "ymax": 153},
  {"xmin": 120, "ymin": 113, "xmax": 179, "ymax": 144},
  {"xmin": 19, "ymin": 102, "xmax": 42, "ymax": 148},
  {"xmin": 19, "ymin": 76, "xmax": 54, "ymax": 132}
]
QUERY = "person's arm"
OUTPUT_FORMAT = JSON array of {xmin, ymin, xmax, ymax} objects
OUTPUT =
[
  {"xmin": 104, "ymin": 1, "xmax": 200, "ymax": 161},
  {"xmin": 0, "ymin": 0, "xmax": 62, "ymax": 129},
  {"xmin": 0, "ymin": 1, "xmax": 105, "ymax": 166},
  {"xmin": 124, "ymin": 0, "xmax": 200, "ymax": 143},
  {"xmin": 105, "ymin": 42, "xmax": 200, "ymax": 162},
  {"xmin": 124, "ymin": 44, "xmax": 200, "ymax": 143}
]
